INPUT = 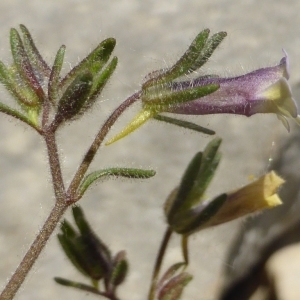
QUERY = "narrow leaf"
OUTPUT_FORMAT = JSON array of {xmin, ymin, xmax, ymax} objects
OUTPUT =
[
  {"xmin": 72, "ymin": 206, "xmax": 93, "ymax": 236},
  {"xmin": 19, "ymin": 24, "xmax": 51, "ymax": 76},
  {"xmin": 55, "ymin": 72, "xmax": 93, "ymax": 123},
  {"xmin": 77, "ymin": 56, "xmax": 118, "ymax": 115},
  {"xmin": 0, "ymin": 101, "xmax": 39, "ymax": 131},
  {"xmin": 48, "ymin": 45, "xmax": 66, "ymax": 104},
  {"xmin": 0, "ymin": 60, "xmax": 40, "ymax": 108},
  {"xmin": 157, "ymin": 263, "xmax": 186, "ymax": 291},
  {"xmin": 20, "ymin": 24, "xmax": 51, "ymax": 77},
  {"xmin": 89, "ymin": 56, "xmax": 118, "ymax": 101},
  {"xmin": 10, "ymin": 28, "xmax": 45, "ymax": 101},
  {"xmin": 144, "ymin": 29, "xmax": 210, "ymax": 87},
  {"xmin": 61, "ymin": 220, "xmax": 78, "ymax": 239},
  {"xmin": 60, "ymin": 38, "xmax": 116, "ymax": 89},
  {"xmin": 167, "ymin": 152, "xmax": 202, "ymax": 224},
  {"xmin": 57, "ymin": 234, "xmax": 90, "ymax": 278},
  {"xmin": 186, "ymin": 137, "xmax": 222, "ymax": 205},
  {"xmin": 78, "ymin": 167, "xmax": 156, "ymax": 197},
  {"xmin": 72, "ymin": 206, "xmax": 112, "ymax": 272},
  {"xmin": 110, "ymin": 252, "xmax": 128, "ymax": 287},
  {"xmin": 158, "ymin": 272, "xmax": 193, "ymax": 300},
  {"xmin": 153, "ymin": 114, "xmax": 215, "ymax": 135},
  {"xmin": 189, "ymin": 31, "xmax": 227, "ymax": 72},
  {"xmin": 54, "ymin": 277, "xmax": 103, "ymax": 296}
]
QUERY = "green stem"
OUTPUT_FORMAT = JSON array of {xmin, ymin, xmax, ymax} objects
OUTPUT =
[
  {"xmin": 148, "ymin": 227, "xmax": 173, "ymax": 300},
  {"xmin": 181, "ymin": 235, "xmax": 189, "ymax": 265}
]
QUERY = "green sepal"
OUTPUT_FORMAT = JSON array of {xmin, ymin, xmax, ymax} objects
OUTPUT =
[
  {"xmin": 60, "ymin": 220, "xmax": 77, "ymax": 239},
  {"xmin": 184, "ymin": 137, "xmax": 222, "ymax": 207},
  {"xmin": 72, "ymin": 206, "xmax": 94, "ymax": 236},
  {"xmin": 153, "ymin": 114, "xmax": 215, "ymax": 135},
  {"xmin": 78, "ymin": 167, "xmax": 156, "ymax": 198},
  {"xmin": 10, "ymin": 28, "xmax": 45, "ymax": 102},
  {"xmin": 179, "ymin": 193, "xmax": 228, "ymax": 235},
  {"xmin": 72, "ymin": 206, "xmax": 112, "ymax": 273},
  {"xmin": 19, "ymin": 24, "xmax": 51, "ymax": 77},
  {"xmin": 55, "ymin": 72, "xmax": 93, "ymax": 122},
  {"xmin": 48, "ymin": 45, "xmax": 66, "ymax": 104},
  {"xmin": 109, "ymin": 251, "xmax": 128, "ymax": 287},
  {"xmin": 144, "ymin": 29, "xmax": 210, "ymax": 86},
  {"xmin": 157, "ymin": 263, "xmax": 186, "ymax": 291},
  {"xmin": 167, "ymin": 152, "xmax": 202, "ymax": 224},
  {"xmin": 89, "ymin": 56, "xmax": 118, "ymax": 102},
  {"xmin": 142, "ymin": 83, "xmax": 219, "ymax": 109},
  {"xmin": 60, "ymin": 38, "xmax": 116, "ymax": 90},
  {"xmin": 57, "ymin": 233, "xmax": 91, "ymax": 278},
  {"xmin": 188, "ymin": 31, "xmax": 227, "ymax": 73}
]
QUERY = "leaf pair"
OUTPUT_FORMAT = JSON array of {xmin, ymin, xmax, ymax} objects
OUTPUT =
[
  {"xmin": 0, "ymin": 25, "xmax": 118, "ymax": 132},
  {"xmin": 56, "ymin": 206, "xmax": 128, "ymax": 296},
  {"xmin": 165, "ymin": 138, "xmax": 224, "ymax": 235}
]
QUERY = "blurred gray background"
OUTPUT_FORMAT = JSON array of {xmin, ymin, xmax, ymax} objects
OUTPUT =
[{"xmin": 0, "ymin": 1, "xmax": 299, "ymax": 299}]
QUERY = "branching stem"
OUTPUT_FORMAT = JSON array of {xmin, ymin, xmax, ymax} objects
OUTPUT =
[{"xmin": 67, "ymin": 90, "xmax": 141, "ymax": 198}]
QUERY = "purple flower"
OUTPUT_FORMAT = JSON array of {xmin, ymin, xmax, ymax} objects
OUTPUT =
[
  {"xmin": 168, "ymin": 51, "xmax": 298, "ymax": 130},
  {"xmin": 106, "ymin": 52, "xmax": 298, "ymax": 145}
]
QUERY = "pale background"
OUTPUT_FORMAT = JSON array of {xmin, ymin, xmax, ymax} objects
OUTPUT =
[{"xmin": 0, "ymin": 1, "xmax": 299, "ymax": 299}]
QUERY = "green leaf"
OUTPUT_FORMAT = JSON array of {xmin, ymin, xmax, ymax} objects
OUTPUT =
[
  {"xmin": 57, "ymin": 234, "xmax": 91, "ymax": 278},
  {"xmin": 189, "ymin": 31, "xmax": 227, "ymax": 73},
  {"xmin": 89, "ymin": 56, "xmax": 118, "ymax": 101},
  {"xmin": 110, "ymin": 251, "xmax": 128, "ymax": 287},
  {"xmin": 157, "ymin": 263, "xmax": 186, "ymax": 291},
  {"xmin": 48, "ymin": 45, "xmax": 66, "ymax": 104},
  {"xmin": 60, "ymin": 220, "xmax": 78, "ymax": 239},
  {"xmin": 186, "ymin": 137, "xmax": 222, "ymax": 206},
  {"xmin": 10, "ymin": 28, "xmax": 45, "ymax": 102},
  {"xmin": 72, "ymin": 206, "xmax": 93, "ymax": 236},
  {"xmin": 72, "ymin": 206, "xmax": 112, "ymax": 272},
  {"xmin": 55, "ymin": 71, "xmax": 93, "ymax": 123},
  {"xmin": 19, "ymin": 24, "xmax": 51, "ymax": 77},
  {"xmin": 78, "ymin": 167, "xmax": 156, "ymax": 197},
  {"xmin": 54, "ymin": 277, "xmax": 100, "ymax": 295},
  {"xmin": 158, "ymin": 272, "xmax": 193, "ymax": 300},
  {"xmin": 145, "ymin": 29, "xmax": 210, "ymax": 86},
  {"xmin": 0, "ymin": 101, "xmax": 39, "ymax": 130},
  {"xmin": 153, "ymin": 114, "xmax": 215, "ymax": 135},
  {"xmin": 60, "ymin": 38, "xmax": 116, "ymax": 89},
  {"xmin": 167, "ymin": 152, "xmax": 202, "ymax": 224},
  {"xmin": 179, "ymin": 193, "xmax": 227, "ymax": 235}
]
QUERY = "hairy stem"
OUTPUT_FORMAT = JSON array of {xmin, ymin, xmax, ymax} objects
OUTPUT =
[
  {"xmin": 148, "ymin": 227, "xmax": 173, "ymax": 300},
  {"xmin": 0, "ymin": 201, "xmax": 68, "ymax": 300},
  {"xmin": 67, "ymin": 90, "xmax": 141, "ymax": 197},
  {"xmin": 0, "ymin": 130, "xmax": 67, "ymax": 299}
]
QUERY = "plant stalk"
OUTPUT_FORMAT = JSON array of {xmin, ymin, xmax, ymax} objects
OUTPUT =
[
  {"xmin": 67, "ymin": 90, "xmax": 141, "ymax": 197},
  {"xmin": 0, "ymin": 201, "xmax": 68, "ymax": 300},
  {"xmin": 148, "ymin": 226, "xmax": 173, "ymax": 300},
  {"xmin": 0, "ymin": 129, "xmax": 67, "ymax": 299}
]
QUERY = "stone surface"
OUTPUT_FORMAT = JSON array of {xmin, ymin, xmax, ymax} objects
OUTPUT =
[{"xmin": 0, "ymin": 1, "xmax": 299, "ymax": 300}]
